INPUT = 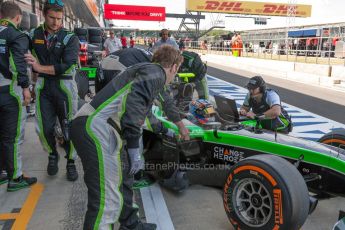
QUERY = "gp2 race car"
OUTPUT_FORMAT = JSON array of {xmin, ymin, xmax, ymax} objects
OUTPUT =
[
  {"xmin": 77, "ymin": 49, "xmax": 345, "ymax": 229},
  {"xmin": 141, "ymin": 81, "xmax": 345, "ymax": 230}
]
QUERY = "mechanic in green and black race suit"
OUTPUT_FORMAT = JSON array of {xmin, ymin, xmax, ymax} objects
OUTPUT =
[
  {"xmin": 24, "ymin": 0, "xmax": 79, "ymax": 181},
  {"xmin": 97, "ymin": 46, "xmax": 190, "ymax": 228},
  {"xmin": 179, "ymin": 50, "xmax": 209, "ymax": 100},
  {"xmin": 239, "ymin": 76, "xmax": 292, "ymax": 133},
  {"xmin": 0, "ymin": 1, "xmax": 37, "ymax": 191},
  {"xmin": 70, "ymin": 45, "xmax": 186, "ymax": 230}
]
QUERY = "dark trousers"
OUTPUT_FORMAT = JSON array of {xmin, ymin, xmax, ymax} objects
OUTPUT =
[
  {"xmin": 71, "ymin": 116, "xmax": 102, "ymax": 229},
  {"xmin": 119, "ymin": 149, "xmax": 140, "ymax": 228},
  {"xmin": 71, "ymin": 116, "xmax": 138, "ymax": 229},
  {"xmin": 36, "ymin": 79, "xmax": 74, "ymax": 158},
  {"xmin": 0, "ymin": 86, "xmax": 24, "ymax": 179}
]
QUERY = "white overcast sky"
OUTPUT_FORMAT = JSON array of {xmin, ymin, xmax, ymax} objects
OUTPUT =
[{"xmin": 108, "ymin": 0, "xmax": 345, "ymax": 31}]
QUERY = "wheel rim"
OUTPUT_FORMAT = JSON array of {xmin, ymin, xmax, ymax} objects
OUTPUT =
[
  {"xmin": 232, "ymin": 178, "xmax": 273, "ymax": 227},
  {"xmin": 321, "ymin": 139, "xmax": 345, "ymax": 149}
]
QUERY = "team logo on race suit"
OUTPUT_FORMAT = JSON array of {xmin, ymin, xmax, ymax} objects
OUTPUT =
[
  {"xmin": 34, "ymin": 39, "xmax": 45, "ymax": 44},
  {"xmin": 0, "ymin": 46, "xmax": 5, "ymax": 54},
  {"xmin": 0, "ymin": 39, "xmax": 6, "ymax": 54},
  {"xmin": 55, "ymin": 42, "xmax": 62, "ymax": 48},
  {"xmin": 213, "ymin": 146, "xmax": 245, "ymax": 163}
]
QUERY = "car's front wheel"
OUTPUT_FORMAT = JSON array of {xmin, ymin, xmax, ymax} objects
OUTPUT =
[
  {"xmin": 223, "ymin": 154, "xmax": 309, "ymax": 230},
  {"xmin": 318, "ymin": 128, "xmax": 345, "ymax": 149}
]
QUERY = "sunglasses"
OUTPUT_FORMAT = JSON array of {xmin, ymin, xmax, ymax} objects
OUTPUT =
[{"xmin": 47, "ymin": 0, "xmax": 64, "ymax": 7}]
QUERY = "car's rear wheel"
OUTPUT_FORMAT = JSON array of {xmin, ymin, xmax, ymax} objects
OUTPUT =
[
  {"xmin": 223, "ymin": 154, "xmax": 309, "ymax": 230},
  {"xmin": 75, "ymin": 70, "xmax": 89, "ymax": 99},
  {"xmin": 318, "ymin": 129, "xmax": 345, "ymax": 149},
  {"xmin": 95, "ymin": 69, "xmax": 104, "ymax": 93}
]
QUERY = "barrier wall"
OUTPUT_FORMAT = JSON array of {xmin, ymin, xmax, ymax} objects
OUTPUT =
[{"xmin": 200, "ymin": 53, "xmax": 342, "ymax": 87}]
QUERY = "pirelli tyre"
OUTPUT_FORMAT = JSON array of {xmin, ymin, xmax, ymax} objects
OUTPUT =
[
  {"xmin": 223, "ymin": 154, "xmax": 309, "ymax": 230},
  {"xmin": 77, "ymin": 35, "xmax": 87, "ymax": 42},
  {"xmin": 74, "ymin": 28, "xmax": 88, "ymax": 36},
  {"xmin": 318, "ymin": 129, "xmax": 345, "ymax": 149},
  {"xmin": 88, "ymin": 28, "xmax": 102, "ymax": 37},
  {"xmin": 89, "ymin": 36, "xmax": 102, "ymax": 44}
]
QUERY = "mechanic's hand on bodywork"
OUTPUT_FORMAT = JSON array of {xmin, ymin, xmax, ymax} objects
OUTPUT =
[
  {"xmin": 128, "ymin": 148, "xmax": 144, "ymax": 175},
  {"xmin": 239, "ymin": 109, "xmax": 247, "ymax": 116},
  {"xmin": 175, "ymin": 121, "xmax": 190, "ymax": 141},
  {"xmin": 22, "ymin": 88, "xmax": 31, "ymax": 106},
  {"xmin": 246, "ymin": 111, "xmax": 256, "ymax": 119}
]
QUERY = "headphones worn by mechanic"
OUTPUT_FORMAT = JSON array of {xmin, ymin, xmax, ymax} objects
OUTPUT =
[
  {"xmin": 247, "ymin": 75, "xmax": 266, "ymax": 93},
  {"xmin": 159, "ymin": 29, "xmax": 171, "ymax": 37}
]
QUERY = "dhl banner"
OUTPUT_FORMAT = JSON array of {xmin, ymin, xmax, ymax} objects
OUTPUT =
[
  {"xmin": 186, "ymin": 0, "xmax": 312, "ymax": 17},
  {"xmin": 104, "ymin": 4, "xmax": 166, "ymax": 21}
]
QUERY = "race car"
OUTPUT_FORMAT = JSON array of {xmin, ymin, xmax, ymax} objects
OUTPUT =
[
  {"xmin": 141, "ymin": 79, "xmax": 345, "ymax": 230},
  {"xmin": 78, "ymin": 48, "xmax": 345, "ymax": 229}
]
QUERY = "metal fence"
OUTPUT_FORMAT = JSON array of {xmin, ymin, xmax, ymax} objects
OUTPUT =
[{"xmin": 184, "ymin": 36, "xmax": 345, "ymax": 66}]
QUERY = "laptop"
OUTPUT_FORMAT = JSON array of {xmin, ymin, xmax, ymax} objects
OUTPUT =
[{"xmin": 214, "ymin": 95, "xmax": 248, "ymax": 122}]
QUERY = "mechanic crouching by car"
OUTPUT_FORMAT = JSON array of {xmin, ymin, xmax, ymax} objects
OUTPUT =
[
  {"xmin": 239, "ymin": 76, "xmax": 292, "ymax": 133},
  {"xmin": 97, "ymin": 46, "xmax": 190, "ymax": 228},
  {"xmin": 24, "ymin": 0, "xmax": 79, "ymax": 181},
  {"xmin": 0, "ymin": 1, "xmax": 37, "ymax": 191},
  {"xmin": 179, "ymin": 50, "xmax": 209, "ymax": 100},
  {"xmin": 70, "ymin": 45, "xmax": 184, "ymax": 230}
]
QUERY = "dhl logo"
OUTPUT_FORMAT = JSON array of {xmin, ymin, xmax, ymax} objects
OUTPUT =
[
  {"xmin": 203, "ymin": 1, "xmax": 244, "ymax": 11},
  {"xmin": 188, "ymin": 0, "xmax": 311, "ymax": 17}
]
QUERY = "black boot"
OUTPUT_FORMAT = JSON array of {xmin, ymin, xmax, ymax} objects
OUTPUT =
[
  {"xmin": 47, "ymin": 154, "xmax": 59, "ymax": 176},
  {"xmin": 0, "ymin": 171, "xmax": 8, "ymax": 185},
  {"xmin": 66, "ymin": 160, "xmax": 78, "ymax": 181},
  {"xmin": 7, "ymin": 175, "xmax": 37, "ymax": 192},
  {"xmin": 120, "ymin": 221, "xmax": 157, "ymax": 230}
]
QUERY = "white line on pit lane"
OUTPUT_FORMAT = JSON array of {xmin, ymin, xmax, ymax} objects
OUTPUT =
[{"xmin": 140, "ymin": 183, "xmax": 175, "ymax": 230}]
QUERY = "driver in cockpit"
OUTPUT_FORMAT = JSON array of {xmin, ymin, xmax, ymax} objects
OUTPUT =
[{"xmin": 187, "ymin": 99, "xmax": 217, "ymax": 125}]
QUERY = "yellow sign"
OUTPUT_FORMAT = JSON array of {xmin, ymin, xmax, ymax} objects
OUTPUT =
[
  {"xmin": 186, "ymin": 0, "xmax": 312, "ymax": 17},
  {"xmin": 34, "ymin": 39, "xmax": 45, "ymax": 45}
]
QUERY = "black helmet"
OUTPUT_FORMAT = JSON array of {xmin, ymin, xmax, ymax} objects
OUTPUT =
[{"xmin": 246, "ymin": 76, "xmax": 266, "ymax": 92}]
